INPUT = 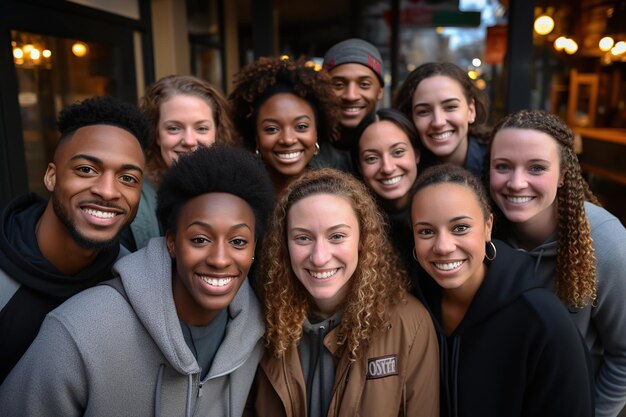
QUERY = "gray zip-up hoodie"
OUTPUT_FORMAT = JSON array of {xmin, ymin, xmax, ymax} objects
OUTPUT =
[
  {"xmin": 508, "ymin": 202, "xmax": 626, "ymax": 417},
  {"xmin": 0, "ymin": 237, "xmax": 264, "ymax": 417}
]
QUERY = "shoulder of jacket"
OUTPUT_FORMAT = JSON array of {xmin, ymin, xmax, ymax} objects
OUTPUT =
[{"xmin": 0, "ymin": 268, "xmax": 21, "ymax": 311}]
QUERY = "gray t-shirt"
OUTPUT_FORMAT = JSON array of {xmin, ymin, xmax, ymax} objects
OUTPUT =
[{"xmin": 179, "ymin": 308, "xmax": 228, "ymax": 380}]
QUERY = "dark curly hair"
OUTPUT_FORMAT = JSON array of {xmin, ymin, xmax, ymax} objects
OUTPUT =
[
  {"xmin": 156, "ymin": 145, "xmax": 274, "ymax": 252},
  {"xmin": 228, "ymin": 56, "xmax": 340, "ymax": 150},
  {"xmin": 141, "ymin": 75, "xmax": 238, "ymax": 186},
  {"xmin": 486, "ymin": 110, "xmax": 599, "ymax": 308},
  {"xmin": 259, "ymin": 168, "xmax": 408, "ymax": 361},
  {"xmin": 56, "ymin": 95, "xmax": 148, "ymax": 148},
  {"xmin": 394, "ymin": 62, "xmax": 491, "ymax": 142}
]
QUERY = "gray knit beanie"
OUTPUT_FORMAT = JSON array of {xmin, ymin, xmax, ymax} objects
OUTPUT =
[{"xmin": 322, "ymin": 38, "xmax": 384, "ymax": 86}]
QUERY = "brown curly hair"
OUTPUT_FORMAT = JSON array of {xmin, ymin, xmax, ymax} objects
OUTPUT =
[
  {"xmin": 141, "ymin": 75, "xmax": 238, "ymax": 186},
  {"xmin": 228, "ymin": 56, "xmax": 340, "ymax": 150},
  {"xmin": 258, "ymin": 168, "xmax": 408, "ymax": 361},
  {"xmin": 486, "ymin": 109, "xmax": 599, "ymax": 308},
  {"xmin": 394, "ymin": 62, "xmax": 491, "ymax": 142}
]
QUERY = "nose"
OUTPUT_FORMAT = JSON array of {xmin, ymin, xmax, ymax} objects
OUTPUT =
[
  {"xmin": 206, "ymin": 241, "xmax": 231, "ymax": 269},
  {"xmin": 180, "ymin": 127, "xmax": 199, "ymax": 148},
  {"xmin": 380, "ymin": 154, "xmax": 395, "ymax": 174},
  {"xmin": 433, "ymin": 232, "xmax": 455, "ymax": 255},
  {"xmin": 309, "ymin": 239, "xmax": 332, "ymax": 266},
  {"xmin": 342, "ymin": 82, "xmax": 359, "ymax": 101},
  {"xmin": 90, "ymin": 172, "xmax": 121, "ymax": 201},
  {"xmin": 507, "ymin": 169, "xmax": 528, "ymax": 191},
  {"xmin": 279, "ymin": 128, "xmax": 297, "ymax": 146},
  {"xmin": 431, "ymin": 108, "xmax": 446, "ymax": 128}
]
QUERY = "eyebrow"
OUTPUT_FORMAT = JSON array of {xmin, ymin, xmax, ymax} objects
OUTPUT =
[
  {"xmin": 186, "ymin": 221, "xmax": 252, "ymax": 232},
  {"xmin": 413, "ymin": 97, "xmax": 461, "ymax": 108},
  {"xmin": 362, "ymin": 141, "xmax": 408, "ymax": 154},
  {"xmin": 70, "ymin": 154, "xmax": 143, "ymax": 174},
  {"xmin": 261, "ymin": 115, "xmax": 312, "ymax": 123},
  {"xmin": 414, "ymin": 215, "xmax": 472, "ymax": 226},
  {"xmin": 492, "ymin": 157, "xmax": 551, "ymax": 164},
  {"xmin": 290, "ymin": 224, "xmax": 352, "ymax": 233}
]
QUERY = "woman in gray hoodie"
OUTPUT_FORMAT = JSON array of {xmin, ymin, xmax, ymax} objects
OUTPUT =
[
  {"xmin": 0, "ymin": 145, "xmax": 274, "ymax": 417},
  {"xmin": 487, "ymin": 109, "xmax": 626, "ymax": 417}
]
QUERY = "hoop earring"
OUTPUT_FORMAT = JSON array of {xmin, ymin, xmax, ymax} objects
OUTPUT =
[
  {"xmin": 255, "ymin": 148, "xmax": 260, "ymax": 156},
  {"xmin": 485, "ymin": 241, "xmax": 497, "ymax": 261},
  {"xmin": 412, "ymin": 247, "xmax": 418, "ymax": 262},
  {"xmin": 314, "ymin": 142, "xmax": 320, "ymax": 155}
]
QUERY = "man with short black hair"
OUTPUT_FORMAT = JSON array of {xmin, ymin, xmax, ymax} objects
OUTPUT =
[{"xmin": 0, "ymin": 96, "xmax": 147, "ymax": 383}]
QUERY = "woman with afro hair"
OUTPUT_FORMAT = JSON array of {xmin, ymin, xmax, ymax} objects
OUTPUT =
[
  {"xmin": 229, "ymin": 56, "xmax": 349, "ymax": 195},
  {"xmin": 487, "ymin": 109, "xmax": 626, "ymax": 417},
  {"xmin": 246, "ymin": 168, "xmax": 439, "ymax": 416}
]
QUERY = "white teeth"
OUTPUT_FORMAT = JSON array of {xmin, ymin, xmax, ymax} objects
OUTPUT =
[
  {"xmin": 434, "ymin": 261, "xmax": 463, "ymax": 271},
  {"xmin": 309, "ymin": 269, "xmax": 338, "ymax": 279},
  {"xmin": 344, "ymin": 107, "xmax": 362, "ymax": 113},
  {"xmin": 200, "ymin": 276, "xmax": 234, "ymax": 287},
  {"xmin": 506, "ymin": 196, "xmax": 533, "ymax": 203},
  {"xmin": 276, "ymin": 151, "xmax": 303, "ymax": 160},
  {"xmin": 381, "ymin": 176, "xmax": 402, "ymax": 185},
  {"xmin": 84, "ymin": 208, "xmax": 116, "ymax": 219},
  {"xmin": 430, "ymin": 131, "xmax": 453, "ymax": 140}
]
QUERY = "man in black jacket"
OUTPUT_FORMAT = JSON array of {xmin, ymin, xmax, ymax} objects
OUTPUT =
[{"xmin": 0, "ymin": 96, "xmax": 147, "ymax": 383}]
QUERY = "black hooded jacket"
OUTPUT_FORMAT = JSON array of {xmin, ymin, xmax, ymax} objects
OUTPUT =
[
  {"xmin": 413, "ymin": 240, "xmax": 594, "ymax": 417},
  {"xmin": 0, "ymin": 193, "xmax": 119, "ymax": 383}
]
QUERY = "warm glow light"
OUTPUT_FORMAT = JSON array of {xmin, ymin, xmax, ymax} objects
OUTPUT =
[
  {"xmin": 612, "ymin": 41, "xmax": 626, "ymax": 55},
  {"xmin": 472, "ymin": 58, "xmax": 482, "ymax": 67},
  {"xmin": 13, "ymin": 48, "xmax": 24, "ymax": 59},
  {"xmin": 554, "ymin": 36, "xmax": 568, "ymax": 51},
  {"xmin": 599, "ymin": 37, "xmax": 615, "ymax": 52},
  {"xmin": 22, "ymin": 44, "xmax": 34, "ymax": 54},
  {"xmin": 436, "ymin": 27, "xmax": 444, "ymax": 34},
  {"xmin": 534, "ymin": 15, "xmax": 554, "ymax": 35},
  {"xmin": 467, "ymin": 70, "xmax": 478, "ymax": 80},
  {"xmin": 72, "ymin": 42, "xmax": 88, "ymax": 57},
  {"xmin": 30, "ymin": 48, "xmax": 41, "ymax": 60},
  {"xmin": 280, "ymin": 54, "xmax": 289, "ymax": 61},
  {"xmin": 42, "ymin": 49, "xmax": 51, "ymax": 58},
  {"xmin": 313, "ymin": 64, "xmax": 322, "ymax": 72},
  {"xmin": 564, "ymin": 39, "xmax": 578, "ymax": 54},
  {"xmin": 475, "ymin": 79, "xmax": 486, "ymax": 90}
]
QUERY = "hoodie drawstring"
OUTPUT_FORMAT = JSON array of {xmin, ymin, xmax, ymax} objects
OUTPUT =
[
  {"xmin": 155, "ymin": 364, "xmax": 165, "ymax": 417},
  {"xmin": 154, "ymin": 364, "xmax": 193, "ymax": 417}
]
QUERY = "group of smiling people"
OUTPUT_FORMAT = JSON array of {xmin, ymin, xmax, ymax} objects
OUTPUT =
[{"xmin": 1, "ymin": 38, "xmax": 625, "ymax": 417}]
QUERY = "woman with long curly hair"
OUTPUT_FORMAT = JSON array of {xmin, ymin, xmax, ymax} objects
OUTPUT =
[
  {"xmin": 487, "ymin": 109, "xmax": 626, "ymax": 417},
  {"xmin": 229, "ymin": 56, "xmax": 348, "ymax": 195},
  {"xmin": 120, "ymin": 75, "xmax": 238, "ymax": 251},
  {"xmin": 394, "ymin": 62, "xmax": 491, "ymax": 178},
  {"xmin": 246, "ymin": 168, "xmax": 439, "ymax": 416}
]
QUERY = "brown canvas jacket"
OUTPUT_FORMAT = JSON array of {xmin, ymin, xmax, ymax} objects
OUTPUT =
[{"xmin": 245, "ymin": 294, "xmax": 439, "ymax": 417}]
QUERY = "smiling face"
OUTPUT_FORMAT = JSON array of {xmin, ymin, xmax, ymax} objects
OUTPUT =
[
  {"xmin": 358, "ymin": 120, "xmax": 420, "ymax": 209},
  {"xmin": 167, "ymin": 192, "xmax": 256, "ymax": 326},
  {"xmin": 330, "ymin": 63, "xmax": 383, "ymax": 128},
  {"xmin": 44, "ymin": 124, "xmax": 144, "ymax": 249},
  {"xmin": 287, "ymin": 193, "xmax": 360, "ymax": 316},
  {"xmin": 411, "ymin": 183, "xmax": 492, "ymax": 296},
  {"xmin": 157, "ymin": 94, "xmax": 216, "ymax": 167},
  {"xmin": 412, "ymin": 75, "xmax": 475, "ymax": 166},
  {"xmin": 256, "ymin": 93, "xmax": 318, "ymax": 179},
  {"xmin": 489, "ymin": 128, "xmax": 561, "ymax": 235}
]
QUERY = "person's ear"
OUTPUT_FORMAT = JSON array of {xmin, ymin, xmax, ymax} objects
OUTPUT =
[
  {"xmin": 166, "ymin": 232, "xmax": 176, "ymax": 259},
  {"xmin": 43, "ymin": 163, "xmax": 57, "ymax": 192},
  {"xmin": 484, "ymin": 213, "xmax": 494, "ymax": 241}
]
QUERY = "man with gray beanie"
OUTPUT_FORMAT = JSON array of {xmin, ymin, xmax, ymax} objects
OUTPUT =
[{"xmin": 323, "ymin": 38, "xmax": 385, "ymax": 149}]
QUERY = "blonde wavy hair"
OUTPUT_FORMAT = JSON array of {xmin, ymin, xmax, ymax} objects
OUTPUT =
[
  {"xmin": 258, "ymin": 168, "xmax": 408, "ymax": 361},
  {"xmin": 487, "ymin": 110, "xmax": 599, "ymax": 308}
]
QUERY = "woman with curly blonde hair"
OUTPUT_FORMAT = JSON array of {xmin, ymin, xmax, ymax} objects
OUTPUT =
[
  {"xmin": 229, "ymin": 56, "xmax": 349, "ymax": 195},
  {"xmin": 487, "ymin": 109, "xmax": 626, "ymax": 417},
  {"xmin": 120, "ymin": 75, "xmax": 238, "ymax": 251},
  {"xmin": 246, "ymin": 168, "xmax": 439, "ymax": 417}
]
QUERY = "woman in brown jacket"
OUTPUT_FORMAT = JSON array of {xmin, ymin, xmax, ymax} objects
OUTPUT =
[{"xmin": 246, "ymin": 168, "xmax": 439, "ymax": 417}]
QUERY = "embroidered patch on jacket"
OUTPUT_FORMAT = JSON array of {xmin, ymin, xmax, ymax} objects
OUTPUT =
[{"xmin": 366, "ymin": 354, "xmax": 399, "ymax": 379}]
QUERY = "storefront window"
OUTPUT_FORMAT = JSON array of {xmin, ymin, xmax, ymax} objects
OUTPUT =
[{"xmin": 11, "ymin": 30, "xmax": 116, "ymax": 196}]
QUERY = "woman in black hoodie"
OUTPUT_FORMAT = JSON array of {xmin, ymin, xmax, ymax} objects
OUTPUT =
[{"xmin": 410, "ymin": 163, "xmax": 594, "ymax": 417}]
